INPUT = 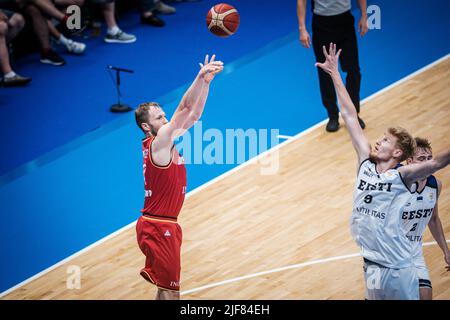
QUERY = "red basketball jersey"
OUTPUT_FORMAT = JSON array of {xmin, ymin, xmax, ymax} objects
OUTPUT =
[{"xmin": 141, "ymin": 136, "xmax": 187, "ymax": 218}]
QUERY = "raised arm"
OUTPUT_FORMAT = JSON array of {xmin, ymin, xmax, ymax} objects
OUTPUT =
[
  {"xmin": 296, "ymin": 0, "xmax": 311, "ymax": 48},
  {"xmin": 399, "ymin": 149, "xmax": 450, "ymax": 190},
  {"xmin": 315, "ymin": 43, "xmax": 371, "ymax": 163},
  {"xmin": 153, "ymin": 55, "xmax": 223, "ymax": 151},
  {"xmin": 427, "ymin": 181, "xmax": 450, "ymax": 269}
]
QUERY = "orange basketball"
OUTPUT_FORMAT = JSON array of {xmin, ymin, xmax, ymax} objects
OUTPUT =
[{"xmin": 206, "ymin": 3, "xmax": 240, "ymax": 37}]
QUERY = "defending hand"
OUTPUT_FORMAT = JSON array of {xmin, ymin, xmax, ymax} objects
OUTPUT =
[{"xmin": 315, "ymin": 43, "xmax": 341, "ymax": 76}]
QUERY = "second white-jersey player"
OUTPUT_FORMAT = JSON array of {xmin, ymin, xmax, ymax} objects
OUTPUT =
[{"xmin": 404, "ymin": 137, "xmax": 449, "ymax": 300}]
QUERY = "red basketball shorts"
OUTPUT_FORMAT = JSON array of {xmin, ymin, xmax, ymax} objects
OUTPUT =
[{"xmin": 136, "ymin": 215, "xmax": 182, "ymax": 291}]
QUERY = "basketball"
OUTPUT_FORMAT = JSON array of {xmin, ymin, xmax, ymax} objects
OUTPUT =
[{"xmin": 206, "ymin": 3, "xmax": 240, "ymax": 37}]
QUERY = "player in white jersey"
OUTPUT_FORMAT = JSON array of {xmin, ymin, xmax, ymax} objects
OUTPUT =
[
  {"xmin": 316, "ymin": 43, "xmax": 450, "ymax": 299},
  {"xmin": 404, "ymin": 137, "xmax": 450, "ymax": 300}
]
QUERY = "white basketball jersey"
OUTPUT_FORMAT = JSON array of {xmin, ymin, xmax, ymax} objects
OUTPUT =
[
  {"xmin": 350, "ymin": 159, "xmax": 416, "ymax": 268},
  {"xmin": 403, "ymin": 175, "xmax": 438, "ymax": 267}
]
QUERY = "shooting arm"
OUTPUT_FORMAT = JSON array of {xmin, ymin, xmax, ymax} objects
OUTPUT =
[
  {"xmin": 177, "ymin": 77, "xmax": 210, "ymax": 130},
  {"xmin": 154, "ymin": 74, "xmax": 209, "ymax": 150},
  {"xmin": 172, "ymin": 73, "xmax": 209, "ymax": 130},
  {"xmin": 154, "ymin": 55, "xmax": 223, "ymax": 150}
]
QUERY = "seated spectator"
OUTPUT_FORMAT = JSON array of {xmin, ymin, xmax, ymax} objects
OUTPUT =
[
  {"xmin": 48, "ymin": 19, "xmax": 86, "ymax": 54},
  {"xmin": 153, "ymin": 1, "xmax": 175, "ymax": 15},
  {"xmin": 48, "ymin": 0, "xmax": 86, "ymax": 54},
  {"xmin": 90, "ymin": 0, "xmax": 136, "ymax": 43},
  {"xmin": 0, "ymin": 8, "xmax": 31, "ymax": 86},
  {"xmin": 14, "ymin": 0, "xmax": 66, "ymax": 65},
  {"xmin": 18, "ymin": 0, "xmax": 86, "ymax": 52},
  {"xmin": 139, "ymin": 0, "xmax": 175, "ymax": 27},
  {"xmin": 24, "ymin": 0, "xmax": 135, "ymax": 44}
]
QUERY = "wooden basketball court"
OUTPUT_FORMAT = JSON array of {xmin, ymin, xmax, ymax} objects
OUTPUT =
[{"xmin": 3, "ymin": 57, "xmax": 449, "ymax": 300}]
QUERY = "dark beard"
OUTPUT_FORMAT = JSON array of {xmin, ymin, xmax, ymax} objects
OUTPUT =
[{"xmin": 149, "ymin": 125, "xmax": 157, "ymax": 136}]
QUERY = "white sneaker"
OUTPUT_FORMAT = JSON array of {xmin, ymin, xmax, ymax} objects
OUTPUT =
[{"xmin": 64, "ymin": 39, "xmax": 86, "ymax": 54}]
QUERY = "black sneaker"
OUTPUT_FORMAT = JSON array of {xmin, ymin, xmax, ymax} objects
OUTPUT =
[
  {"xmin": 2, "ymin": 74, "xmax": 32, "ymax": 87},
  {"xmin": 140, "ymin": 14, "xmax": 165, "ymax": 27},
  {"xmin": 326, "ymin": 118, "xmax": 340, "ymax": 132},
  {"xmin": 40, "ymin": 49, "xmax": 66, "ymax": 66},
  {"xmin": 358, "ymin": 116, "xmax": 366, "ymax": 130}
]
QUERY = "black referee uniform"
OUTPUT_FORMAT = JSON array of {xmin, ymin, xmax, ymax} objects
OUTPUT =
[{"xmin": 311, "ymin": 0, "xmax": 364, "ymax": 131}]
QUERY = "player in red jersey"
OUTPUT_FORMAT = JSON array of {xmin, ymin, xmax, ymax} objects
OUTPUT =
[{"xmin": 134, "ymin": 55, "xmax": 223, "ymax": 300}]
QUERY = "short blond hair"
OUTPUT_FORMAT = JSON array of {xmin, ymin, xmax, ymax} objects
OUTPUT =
[
  {"xmin": 135, "ymin": 102, "xmax": 161, "ymax": 132},
  {"xmin": 387, "ymin": 127, "xmax": 416, "ymax": 162}
]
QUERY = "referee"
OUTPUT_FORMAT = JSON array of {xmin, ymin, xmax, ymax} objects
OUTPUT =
[{"xmin": 297, "ymin": 0, "xmax": 368, "ymax": 132}]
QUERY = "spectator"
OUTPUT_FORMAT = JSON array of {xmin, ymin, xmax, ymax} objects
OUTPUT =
[
  {"xmin": 139, "ymin": 0, "xmax": 175, "ymax": 27},
  {"xmin": 0, "ymin": 8, "xmax": 31, "ymax": 86},
  {"xmin": 19, "ymin": 0, "xmax": 86, "ymax": 52},
  {"xmin": 48, "ymin": 20, "xmax": 86, "ymax": 54},
  {"xmin": 90, "ymin": 0, "xmax": 136, "ymax": 43},
  {"xmin": 154, "ymin": 1, "xmax": 175, "ymax": 14},
  {"xmin": 47, "ymin": 0, "xmax": 87, "ymax": 54},
  {"xmin": 1, "ymin": 0, "xmax": 66, "ymax": 65},
  {"xmin": 26, "ymin": 0, "xmax": 135, "ymax": 44}
]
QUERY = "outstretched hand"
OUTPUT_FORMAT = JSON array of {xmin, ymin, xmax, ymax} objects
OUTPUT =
[
  {"xmin": 199, "ymin": 54, "xmax": 224, "ymax": 84},
  {"xmin": 315, "ymin": 43, "xmax": 341, "ymax": 76}
]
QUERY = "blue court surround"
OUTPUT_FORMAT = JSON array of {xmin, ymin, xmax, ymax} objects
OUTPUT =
[{"xmin": 0, "ymin": 0, "xmax": 449, "ymax": 293}]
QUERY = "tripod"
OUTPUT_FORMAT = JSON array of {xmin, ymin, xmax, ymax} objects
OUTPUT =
[{"xmin": 108, "ymin": 66, "xmax": 134, "ymax": 113}]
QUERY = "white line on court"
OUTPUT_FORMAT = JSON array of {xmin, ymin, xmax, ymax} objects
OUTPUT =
[
  {"xmin": 1, "ymin": 54, "xmax": 448, "ymax": 298},
  {"xmin": 181, "ymin": 240, "xmax": 450, "ymax": 296},
  {"xmin": 277, "ymin": 134, "xmax": 294, "ymax": 140}
]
